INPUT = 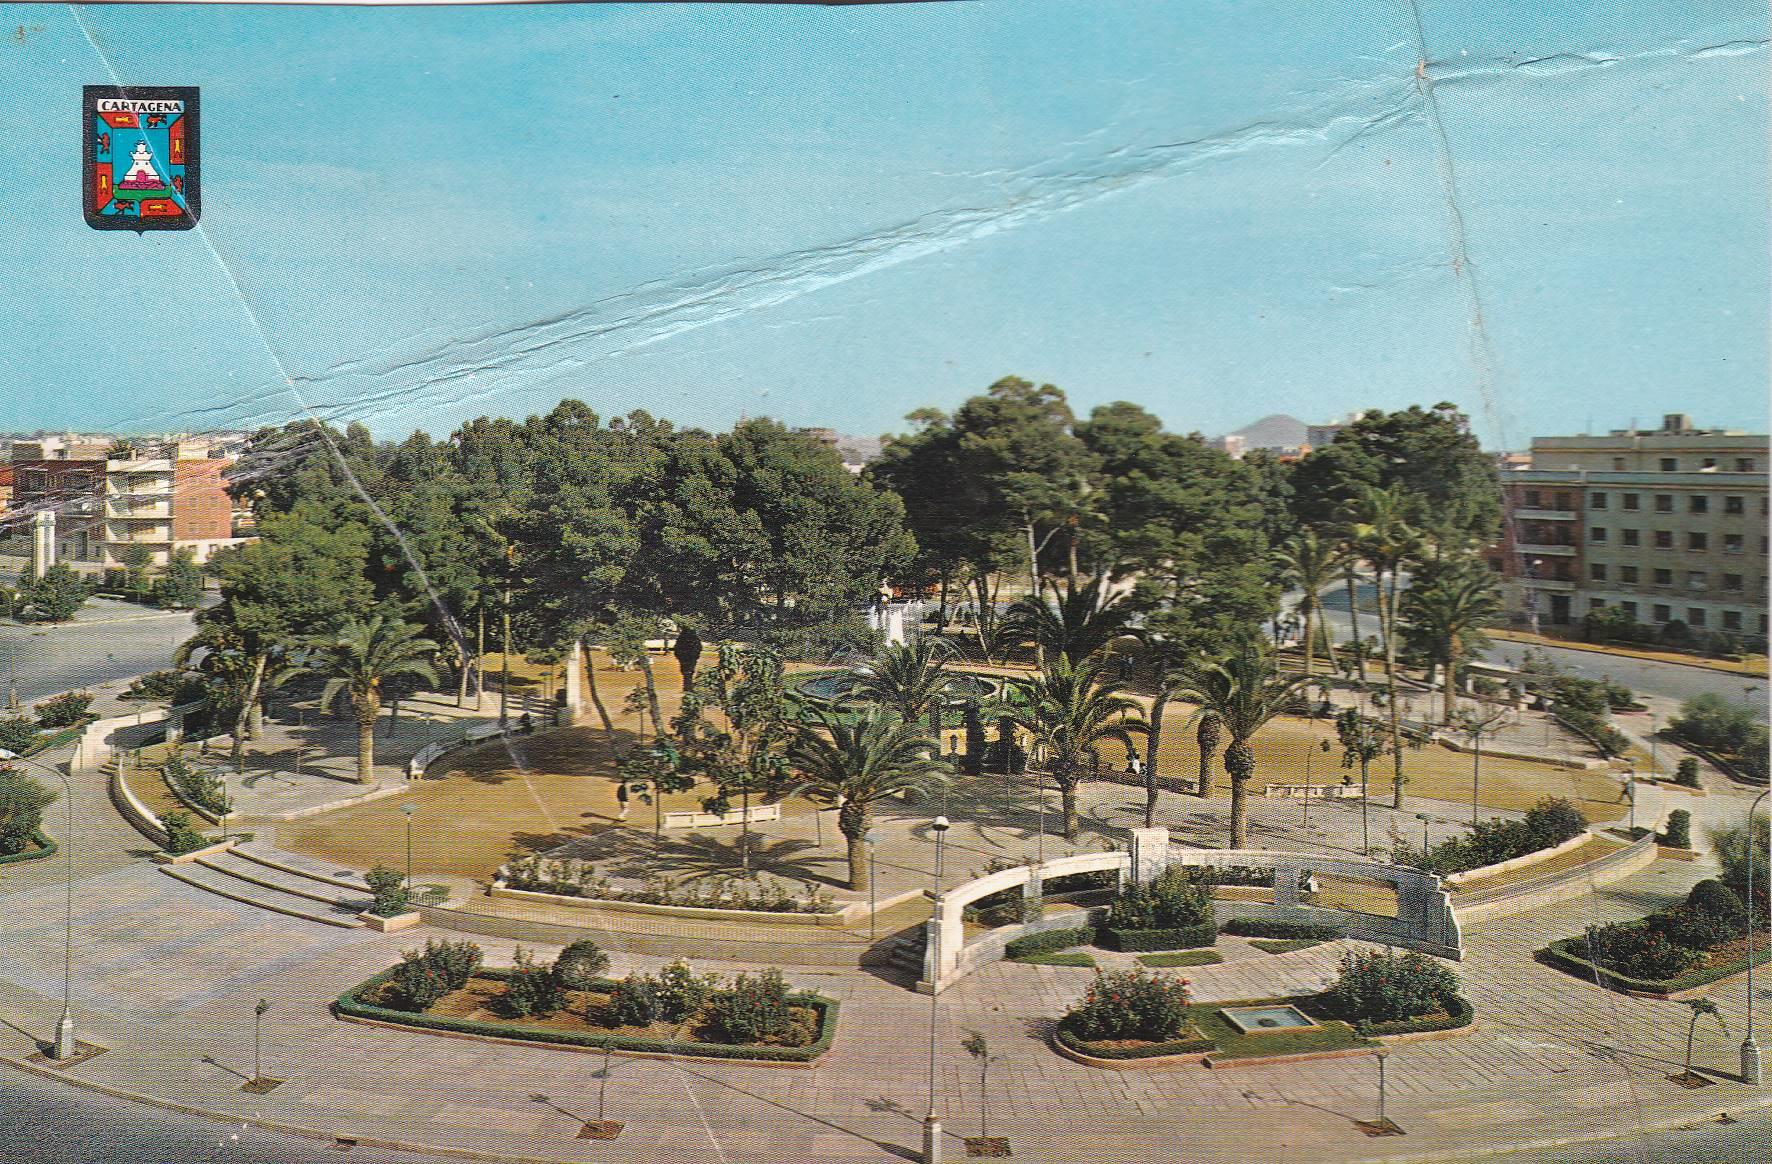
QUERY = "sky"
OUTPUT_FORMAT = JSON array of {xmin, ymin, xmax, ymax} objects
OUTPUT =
[{"xmin": 0, "ymin": 1, "xmax": 1763, "ymax": 451}]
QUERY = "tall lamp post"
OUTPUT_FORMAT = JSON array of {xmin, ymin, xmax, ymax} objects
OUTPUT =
[
  {"xmin": 1743, "ymin": 788, "xmax": 1767, "ymax": 1086},
  {"xmin": 0, "ymin": 747, "xmax": 76, "ymax": 1059},
  {"xmin": 864, "ymin": 829, "xmax": 880, "ymax": 944},
  {"xmin": 400, "ymin": 803, "xmax": 416, "ymax": 891},
  {"xmin": 924, "ymin": 815, "xmax": 951, "ymax": 1164}
]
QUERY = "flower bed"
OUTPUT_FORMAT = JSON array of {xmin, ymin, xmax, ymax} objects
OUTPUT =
[
  {"xmin": 1003, "ymin": 927, "xmax": 1094, "ymax": 961},
  {"xmin": 498, "ymin": 855, "xmax": 837, "ymax": 916},
  {"xmin": 335, "ymin": 966, "xmax": 839, "ymax": 1063},
  {"xmin": 1053, "ymin": 1013, "xmax": 1214, "ymax": 1060},
  {"xmin": 0, "ymin": 830, "xmax": 56, "ymax": 865},
  {"xmin": 1218, "ymin": 919, "xmax": 1342, "ymax": 941},
  {"xmin": 1537, "ymin": 934, "xmax": 1770, "ymax": 997}
]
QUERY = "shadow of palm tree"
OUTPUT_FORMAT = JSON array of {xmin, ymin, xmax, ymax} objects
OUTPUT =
[{"xmin": 598, "ymin": 831, "xmax": 846, "ymax": 888}]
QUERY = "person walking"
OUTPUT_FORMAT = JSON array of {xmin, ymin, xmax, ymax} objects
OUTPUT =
[{"xmin": 615, "ymin": 780, "xmax": 630, "ymax": 821}]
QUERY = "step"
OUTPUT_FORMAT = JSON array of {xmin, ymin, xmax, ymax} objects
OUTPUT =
[
  {"xmin": 159, "ymin": 863, "xmax": 365, "ymax": 929},
  {"xmin": 228, "ymin": 844, "xmax": 371, "ymax": 894},
  {"xmin": 197, "ymin": 851, "xmax": 369, "ymax": 911}
]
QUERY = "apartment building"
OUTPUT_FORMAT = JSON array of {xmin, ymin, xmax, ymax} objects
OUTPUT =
[
  {"xmin": 8, "ymin": 436, "xmax": 244, "ymax": 570},
  {"xmin": 1493, "ymin": 415, "xmax": 1769, "ymax": 642}
]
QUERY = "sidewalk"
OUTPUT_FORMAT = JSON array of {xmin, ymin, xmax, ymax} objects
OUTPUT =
[
  {"xmin": 3, "ymin": 856, "xmax": 1765, "ymax": 1164},
  {"xmin": 1488, "ymin": 628, "xmax": 1769, "ymax": 678}
]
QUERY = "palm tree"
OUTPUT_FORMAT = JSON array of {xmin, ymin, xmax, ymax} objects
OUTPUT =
[
  {"xmin": 1003, "ymin": 575, "xmax": 1138, "ymax": 666},
  {"xmin": 1274, "ymin": 530, "xmax": 1348, "ymax": 686},
  {"xmin": 788, "ymin": 707, "xmax": 951, "ymax": 891},
  {"xmin": 849, "ymin": 638, "xmax": 955, "ymax": 727},
  {"xmin": 1013, "ymin": 657, "xmax": 1148, "ymax": 840},
  {"xmin": 1139, "ymin": 638, "xmax": 1189, "ymax": 827},
  {"xmin": 1401, "ymin": 560, "xmax": 1502, "ymax": 723},
  {"xmin": 1172, "ymin": 643, "xmax": 1310, "ymax": 849},
  {"xmin": 300, "ymin": 615, "xmax": 439, "ymax": 783},
  {"xmin": 1195, "ymin": 712, "xmax": 1222, "ymax": 797},
  {"xmin": 1346, "ymin": 484, "xmax": 1421, "ymax": 809}
]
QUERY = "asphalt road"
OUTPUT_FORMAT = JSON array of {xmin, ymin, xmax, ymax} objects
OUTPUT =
[
  {"xmin": 1495, "ymin": 1108, "xmax": 1771, "ymax": 1163},
  {"xmin": 0, "ymin": 1067, "xmax": 423, "ymax": 1164},
  {"xmin": 0, "ymin": 600, "xmax": 196, "ymax": 706}
]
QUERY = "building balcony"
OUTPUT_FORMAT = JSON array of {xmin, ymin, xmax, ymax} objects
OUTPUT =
[
  {"xmin": 1515, "ymin": 543, "xmax": 1577, "ymax": 557},
  {"xmin": 1520, "ymin": 578, "xmax": 1578, "ymax": 593},
  {"xmin": 1512, "ymin": 508, "xmax": 1578, "ymax": 521},
  {"xmin": 104, "ymin": 503, "xmax": 171, "ymax": 519}
]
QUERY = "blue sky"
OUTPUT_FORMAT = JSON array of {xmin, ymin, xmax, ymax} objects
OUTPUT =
[{"xmin": 0, "ymin": 2, "xmax": 1763, "ymax": 449}]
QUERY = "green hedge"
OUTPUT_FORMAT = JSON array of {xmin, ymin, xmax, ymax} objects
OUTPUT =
[
  {"xmin": 1536, "ymin": 936, "xmax": 1772, "ymax": 996},
  {"xmin": 1350, "ymin": 994, "xmax": 1474, "ymax": 1038},
  {"xmin": 0, "ymin": 830, "xmax": 56, "ymax": 865},
  {"xmin": 1219, "ymin": 919, "xmax": 1343, "ymax": 941},
  {"xmin": 25, "ymin": 722, "xmax": 90, "ymax": 757},
  {"xmin": 1004, "ymin": 927, "xmax": 1093, "ymax": 960},
  {"xmin": 1095, "ymin": 922, "xmax": 1217, "ymax": 952},
  {"xmin": 1053, "ymin": 1014, "xmax": 1214, "ymax": 1060},
  {"xmin": 334, "ymin": 967, "xmax": 839, "ymax": 1063}
]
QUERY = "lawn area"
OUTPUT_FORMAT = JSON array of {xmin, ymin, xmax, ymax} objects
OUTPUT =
[
  {"xmin": 1451, "ymin": 832, "xmax": 1628, "ymax": 895},
  {"xmin": 1009, "ymin": 950, "xmax": 1097, "ymax": 968},
  {"xmin": 1137, "ymin": 950, "xmax": 1223, "ymax": 968},
  {"xmin": 1248, "ymin": 939, "xmax": 1322, "ymax": 955},
  {"xmin": 1188, "ymin": 999, "xmax": 1374, "ymax": 1061}
]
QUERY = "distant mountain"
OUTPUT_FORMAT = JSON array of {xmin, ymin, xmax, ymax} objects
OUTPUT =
[{"xmin": 1227, "ymin": 414, "xmax": 1308, "ymax": 450}]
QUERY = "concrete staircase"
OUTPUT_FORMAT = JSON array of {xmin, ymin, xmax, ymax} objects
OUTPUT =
[{"xmin": 158, "ymin": 843, "xmax": 373, "ymax": 929}]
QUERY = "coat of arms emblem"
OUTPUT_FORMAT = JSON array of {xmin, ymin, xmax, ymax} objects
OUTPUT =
[{"xmin": 84, "ymin": 85, "xmax": 199, "ymax": 231}]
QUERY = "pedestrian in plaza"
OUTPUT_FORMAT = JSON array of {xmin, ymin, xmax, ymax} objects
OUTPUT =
[{"xmin": 616, "ymin": 780, "xmax": 630, "ymax": 820}]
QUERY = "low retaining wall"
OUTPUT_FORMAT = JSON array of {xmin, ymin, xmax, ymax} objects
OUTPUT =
[
  {"xmin": 1444, "ymin": 828, "xmax": 1596, "ymax": 888},
  {"xmin": 1264, "ymin": 783, "xmax": 1361, "ymax": 800},
  {"xmin": 663, "ymin": 803, "xmax": 782, "ymax": 830},
  {"xmin": 409, "ymin": 721, "xmax": 508, "ymax": 778},
  {"xmin": 1453, "ymin": 828, "xmax": 1661, "ymax": 924},
  {"xmin": 919, "ymin": 831, "xmax": 1464, "ymax": 993}
]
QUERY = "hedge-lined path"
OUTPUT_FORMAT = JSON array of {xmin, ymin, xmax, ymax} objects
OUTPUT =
[{"xmin": 2, "ymin": 852, "xmax": 1767, "ymax": 1164}]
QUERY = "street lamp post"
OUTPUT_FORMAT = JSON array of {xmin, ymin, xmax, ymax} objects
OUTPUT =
[
  {"xmin": 864, "ymin": 829, "xmax": 880, "ymax": 943},
  {"xmin": 924, "ymin": 814, "xmax": 951, "ymax": 1164},
  {"xmin": 1743, "ymin": 789, "xmax": 1767, "ymax": 1086},
  {"xmin": 400, "ymin": 803, "xmax": 416, "ymax": 891},
  {"xmin": 0, "ymin": 748, "xmax": 76, "ymax": 1059}
]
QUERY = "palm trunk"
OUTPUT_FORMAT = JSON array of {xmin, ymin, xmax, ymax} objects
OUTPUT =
[
  {"xmin": 1385, "ymin": 568, "xmax": 1405, "ymax": 809},
  {"xmin": 1059, "ymin": 774, "xmax": 1078, "ymax": 841},
  {"xmin": 456, "ymin": 652, "xmax": 471, "ymax": 707},
  {"xmin": 1344, "ymin": 569, "xmax": 1365, "ymax": 683},
  {"xmin": 1301, "ymin": 598, "xmax": 1315, "ymax": 683},
  {"xmin": 1443, "ymin": 643, "xmax": 1459, "ymax": 724},
  {"xmin": 1143, "ymin": 691, "xmax": 1167, "ymax": 828},
  {"xmin": 937, "ymin": 569, "xmax": 950, "ymax": 631},
  {"xmin": 846, "ymin": 832, "xmax": 867, "ymax": 893},
  {"xmin": 356, "ymin": 706, "xmax": 377, "ymax": 783},
  {"xmin": 1229, "ymin": 774, "xmax": 1247, "ymax": 848},
  {"xmin": 233, "ymin": 653, "xmax": 268, "ymax": 766}
]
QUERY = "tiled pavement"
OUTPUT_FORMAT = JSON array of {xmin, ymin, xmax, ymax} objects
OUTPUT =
[{"xmin": 2, "ymin": 855, "xmax": 1768, "ymax": 1162}]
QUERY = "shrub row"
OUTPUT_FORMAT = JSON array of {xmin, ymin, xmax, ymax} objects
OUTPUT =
[
  {"xmin": 1096, "ymin": 922, "xmax": 1217, "ymax": 953},
  {"xmin": 1395, "ymin": 797, "xmax": 1588, "ymax": 877},
  {"xmin": 334, "ymin": 966, "xmax": 839, "ymax": 1062},
  {"xmin": 1053, "ymin": 1014, "xmax": 1213, "ymax": 1059},
  {"xmin": 1218, "ymin": 919, "xmax": 1344, "ymax": 941},
  {"xmin": 1003, "ymin": 927, "xmax": 1094, "ymax": 960},
  {"xmin": 0, "ymin": 830, "xmax": 56, "ymax": 865}
]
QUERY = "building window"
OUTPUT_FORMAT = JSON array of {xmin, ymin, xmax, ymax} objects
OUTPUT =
[
  {"xmin": 1655, "ymin": 494, "xmax": 1674, "ymax": 512},
  {"xmin": 1725, "ymin": 495, "xmax": 1744, "ymax": 515},
  {"xmin": 1590, "ymin": 563, "xmax": 1607, "ymax": 581},
  {"xmin": 1660, "ymin": 458, "xmax": 1678, "ymax": 472},
  {"xmin": 1523, "ymin": 489, "xmax": 1540, "ymax": 508},
  {"xmin": 1654, "ymin": 530, "xmax": 1673, "ymax": 549},
  {"xmin": 1689, "ymin": 494, "xmax": 1709, "ymax": 514},
  {"xmin": 1622, "ymin": 493, "xmax": 1640, "ymax": 510},
  {"xmin": 1724, "ymin": 573, "xmax": 1744, "ymax": 591},
  {"xmin": 1725, "ymin": 533, "xmax": 1744, "ymax": 553},
  {"xmin": 1762, "ymin": 497, "xmax": 1769, "ymax": 516},
  {"xmin": 1621, "ymin": 601, "xmax": 1639, "ymax": 619},
  {"xmin": 1620, "ymin": 565, "xmax": 1639, "ymax": 583},
  {"xmin": 1761, "ymin": 614, "xmax": 1769, "ymax": 635},
  {"xmin": 1589, "ymin": 526, "xmax": 1607, "ymax": 543},
  {"xmin": 1737, "ymin": 458, "xmax": 1756, "ymax": 472},
  {"xmin": 1589, "ymin": 492, "xmax": 1607, "ymax": 509},
  {"xmin": 1723, "ymin": 610, "xmax": 1742, "ymax": 631},
  {"xmin": 1688, "ymin": 608, "xmax": 1707, "ymax": 628},
  {"xmin": 1623, "ymin": 528, "xmax": 1641, "ymax": 546},
  {"xmin": 1653, "ymin": 604, "xmax": 1671, "ymax": 622},
  {"xmin": 1613, "ymin": 457, "xmax": 1627, "ymax": 470},
  {"xmin": 1588, "ymin": 597, "xmax": 1605, "ymax": 612},
  {"xmin": 1702, "ymin": 458, "xmax": 1718, "ymax": 469},
  {"xmin": 1654, "ymin": 568, "xmax": 1674, "ymax": 585},
  {"xmin": 1688, "ymin": 531, "xmax": 1708, "ymax": 551},
  {"xmin": 1688, "ymin": 571, "xmax": 1707, "ymax": 591}
]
